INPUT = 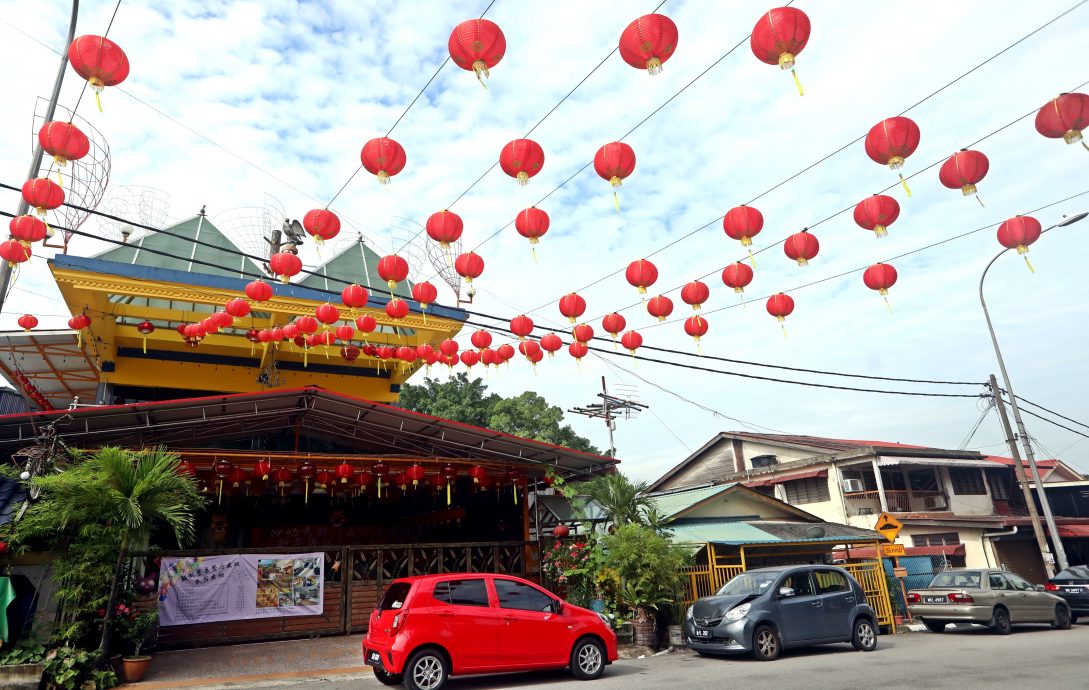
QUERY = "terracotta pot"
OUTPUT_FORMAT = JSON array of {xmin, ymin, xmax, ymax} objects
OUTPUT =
[{"xmin": 123, "ymin": 656, "xmax": 151, "ymax": 683}]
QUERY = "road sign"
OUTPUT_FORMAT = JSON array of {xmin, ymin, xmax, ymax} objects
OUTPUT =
[
  {"xmin": 892, "ymin": 567, "xmax": 908, "ymax": 578},
  {"xmin": 874, "ymin": 512, "xmax": 903, "ymax": 542},
  {"xmin": 881, "ymin": 543, "xmax": 906, "ymax": 558}
]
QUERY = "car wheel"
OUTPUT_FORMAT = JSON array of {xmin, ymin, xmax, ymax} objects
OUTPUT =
[
  {"xmin": 992, "ymin": 608, "xmax": 1012, "ymax": 635},
  {"xmin": 404, "ymin": 649, "xmax": 448, "ymax": 690},
  {"xmin": 372, "ymin": 668, "xmax": 403, "ymax": 686},
  {"xmin": 852, "ymin": 618, "xmax": 878, "ymax": 651},
  {"xmin": 1053, "ymin": 605, "xmax": 1072, "ymax": 630},
  {"xmin": 924, "ymin": 620, "xmax": 947, "ymax": 633},
  {"xmin": 570, "ymin": 638, "xmax": 606, "ymax": 680},
  {"xmin": 1071, "ymin": 613, "xmax": 1079, "ymax": 625},
  {"xmin": 751, "ymin": 625, "xmax": 781, "ymax": 661}
]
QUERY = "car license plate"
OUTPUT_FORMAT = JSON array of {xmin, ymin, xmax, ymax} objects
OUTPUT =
[
  {"xmin": 1065, "ymin": 586, "xmax": 1085, "ymax": 593},
  {"xmin": 694, "ymin": 629, "xmax": 712, "ymax": 638},
  {"xmin": 366, "ymin": 650, "xmax": 382, "ymax": 667},
  {"xmin": 924, "ymin": 596, "xmax": 947, "ymax": 603}
]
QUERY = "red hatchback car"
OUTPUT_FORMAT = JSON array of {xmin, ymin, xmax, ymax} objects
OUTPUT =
[{"xmin": 364, "ymin": 573, "xmax": 618, "ymax": 690}]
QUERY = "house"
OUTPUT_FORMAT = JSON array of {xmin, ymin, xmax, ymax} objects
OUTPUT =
[{"xmin": 647, "ymin": 432, "xmax": 1086, "ymax": 583}]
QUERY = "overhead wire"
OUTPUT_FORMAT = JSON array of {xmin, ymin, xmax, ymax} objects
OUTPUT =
[{"xmin": 1012, "ymin": 395, "xmax": 1089, "ymax": 432}]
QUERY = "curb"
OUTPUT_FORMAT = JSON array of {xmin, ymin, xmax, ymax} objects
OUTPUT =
[{"xmin": 130, "ymin": 667, "xmax": 369, "ymax": 689}]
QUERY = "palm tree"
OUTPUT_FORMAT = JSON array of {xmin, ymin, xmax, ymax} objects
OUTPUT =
[
  {"xmin": 33, "ymin": 446, "xmax": 204, "ymax": 654},
  {"xmin": 570, "ymin": 473, "xmax": 653, "ymax": 528}
]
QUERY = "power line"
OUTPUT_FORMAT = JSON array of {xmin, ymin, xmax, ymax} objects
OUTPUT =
[
  {"xmin": 1013, "ymin": 395, "xmax": 1089, "ymax": 432},
  {"xmin": 1008, "ymin": 403, "xmax": 1089, "ymax": 440}
]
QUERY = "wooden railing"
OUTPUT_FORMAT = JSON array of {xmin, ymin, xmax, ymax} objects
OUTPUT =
[{"xmin": 844, "ymin": 489, "xmax": 947, "ymax": 514}]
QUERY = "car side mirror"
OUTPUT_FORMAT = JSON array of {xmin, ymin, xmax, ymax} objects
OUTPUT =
[
  {"xmin": 779, "ymin": 587, "xmax": 795, "ymax": 598},
  {"xmin": 552, "ymin": 599, "xmax": 565, "ymax": 614},
  {"xmin": 1034, "ymin": 584, "xmax": 1045, "ymax": 592}
]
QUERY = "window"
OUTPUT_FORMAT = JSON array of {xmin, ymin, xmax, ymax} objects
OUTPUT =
[
  {"xmin": 813, "ymin": 569, "xmax": 850, "ymax": 594},
  {"xmin": 782, "ymin": 476, "xmax": 830, "ymax": 504},
  {"xmin": 949, "ymin": 468, "xmax": 986, "ymax": 495},
  {"xmin": 433, "ymin": 579, "xmax": 489, "ymax": 607},
  {"xmin": 911, "ymin": 532, "xmax": 960, "ymax": 547},
  {"xmin": 841, "ymin": 470, "xmax": 876, "ymax": 492},
  {"xmin": 494, "ymin": 579, "xmax": 555, "ymax": 612},
  {"xmin": 988, "ymin": 573, "xmax": 1010, "ymax": 590},
  {"xmin": 908, "ymin": 469, "xmax": 939, "ymax": 492},
  {"xmin": 780, "ymin": 570, "xmax": 816, "ymax": 596},
  {"xmin": 379, "ymin": 582, "xmax": 411, "ymax": 611},
  {"xmin": 1006, "ymin": 573, "xmax": 1035, "ymax": 592},
  {"xmin": 929, "ymin": 571, "xmax": 981, "ymax": 588},
  {"xmin": 750, "ymin": 484, "xmax": 776, "ymax": 497},
  {"xmin": 985, "ymin": 469, "xmax": 1012, "ymax": 501}
]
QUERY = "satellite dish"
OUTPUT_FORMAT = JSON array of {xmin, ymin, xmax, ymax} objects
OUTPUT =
[{"xmin": 804, "ymin": 526, "xmax": 826, "ymax": 540}]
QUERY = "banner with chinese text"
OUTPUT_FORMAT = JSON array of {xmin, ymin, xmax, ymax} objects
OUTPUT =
[{"xmin": 158, "ymin": 553, "xmax": 324, "ymax": 626}]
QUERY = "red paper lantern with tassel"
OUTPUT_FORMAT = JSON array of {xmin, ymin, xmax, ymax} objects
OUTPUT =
[
  {"xmin": 939, "ymin": 149, "xmax": 989, "ymax": 204},
  {"xmin": 865, "ymin": 117, "xmax": 921, "ymax": 196},
  {"xmin": 440, "ymin": 339, "xmax": 459, "ymax": 357},
  {"xmin": 853, "ymin": 194, "xmax": 900, "ymax": 238},
  {"xmin": 572, "ymin": 323, "xmax": 594, "ymax": 343},
  {"xmin": 17, "ymin": 314, "xmax": 38, "ymax": 332},
  {"xmin": 448, "ymin": 19, "xmax": 506, "ymax": 86},
  {"xmin": 38, "ymin": 122, "xmax": 90, "ymax": 184},
  {"xmin": 21, "ymin": 178, "xmax": 64, "ymax": 220},
  {"xmin": 460, "ymin": 350, "xmax": 480, "ymax": 369},
  {"xmin": 558, "ymin": 293, "xmax": 586, "ymax": 324},
  {"xmin": 225, "ymin": 298, "xmax": 250, "ymax": 318},
  {"xmin": 341, "ymin": 344, "xmax": 360, "ymax": 361},
  {"xmin": 515, "ymin": 207, "xmax": 549, "ymax": 256},
  {"xmin": 425, "ymin": 210, "xmax": 463, "ymax": 250},
  {"xmin": 255, "ymin": 459, "xmax": 272, "ymax": 481},
  {"xmin": 315, "ymin": 303, "xmax": 340, "ymax": 326},
  {"xmin": 454, "ymin": 252, "xmax": 484, "ymax": 290},
  {"xmin": 377, "ymin": 254, "xmax": 409, "ymax": 291},
  {"xmin": 269, "ymin": 251, "xmax": 302, "ymax": 283},
  {"xmin": 646, "ymin": 295, "xmax": 674, "ymax": 322},
  {"xmin": 783, "ymin": 229, "xmax": 819, "ymax": 266},
  {"xmin": 411, "ymin": 282, "xmax": 438, "ymax": 313},
  {"xmin": 499, "ymin": 139, "xmax": 545, "ymax": 186},
  {"xmin": 506, "ymin": 468, "xmax": 524, "ymax": 505},
  {"xmin": 721, "ymin": 262, "xmax": 754, "ymax": 295},
  {"xmin": 1035, "ymin": 92, "xmax": 1089, "ymax": 149},
  {"xmin": 766, "ymin": 293, "xmax": 795, "ymax": 336},
  {"xmin": 297, "ymin": 461, "xmax": 317, "ymax": 503},
  {"xmin": 406, "ymin": 463, "xmax": 426, "ymax": 487},
  {"xmin": 373, "ymin": 461, "xmax": 389, "ymax": 496},
  {"xmin": 360, "ymin": 137, "xmax": 406, "ymax": 184},
  {"xmin": 67, "ymin": 35, "xmax": 129, "ymax": 111},
  {"xmin": 245, "ymin": 279, "xmax": 273, "ymax": 302},
  {"xmin": 568, "ymin": 341, "xmax": 589, "ymax": 363},
  {"xmin": 625, "ymin": 259, "xmax": 658, "ymax": 296},
  {"xmin": 213, "ymin": 460, "xmax": 233, "ymax": 504},
  {"xmin": 471, "ymin": 329, "xmax": 493, "ymax": 351},
  {"xmin": 510, "ymin": 314, "xmax": 534, "ymax": 340},
  {"xmin": 684, "ymin": 315, "xmax": 708, "ymax": 353},
  {"xmin": 619, "ymin": 14, "xmax": 679, "ymax": 75},
  {"xmin": 355, "ymin": 314, "xmax": 377, "ymax": 335},
  {"xmin": 863, "ymin": 263, "xmax": 898, "ymax": 309},
  {"xmin": 997, "ymin": 215, "xmax": 1043, "ymax": 272},
  {"xmin": 385, "ymin": 298, "xmax": 409, "ymax": 320},
  {"xmin": 296, "ymin": 316, "xmax": 319, "ymax": 335},
  {"xmin": 335, "ymin": 324, "xmax": 354, "ymax": 341},
  {"xmin": 750, "ymin": 7, "xmax": 811, "ymax": 96},
  {"xmin": 8, "ymin": 216, "xmax": 47, "ymax": 247},
  {"xmin": 274, "ymin": 467, "xmax": 293, "ymax": 496},
  {"xmin": 602, "ymin": 313, "xmax": 626, "ymax": 340},
  {"xmin": 0, "ymin": 240, "xmax": 32, "ymax": 268},
  {"xmin": 469, "ymin": 465, "xmax": 488, "ymax": 486},
  {"xmin": 540, "ymin": 333, "xmax": 563, "ymax": 357},
  {"xmin": 594, "ymin": 142, "xmax": 636, "ymax": 209},
  {"xmin": 302, "ymin": 209, "xmax": 340, "ymax": 244},
  {"xmin": 723, "ymin": 205, "xmax": 764, "ymax": 263},
  {"xmin": 621, "ymin": 330, "xmax": 643, "ymax": 356},
  {"xmin": 680, "ymin": 281, "xmax": 709, "ymax": 310},
  {"xmin": 136, "ymin": 320, "xmax": 154, "ymax": 354}
]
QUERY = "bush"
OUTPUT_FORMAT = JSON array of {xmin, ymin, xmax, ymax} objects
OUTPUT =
[{"xmin": 601, "ymin": 524, "xmax": 687, "ymax": 619}]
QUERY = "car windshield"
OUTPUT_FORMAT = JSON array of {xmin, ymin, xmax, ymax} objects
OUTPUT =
[
  {"xmin": 929, "ymin": 571, "xmax": 982, "ymax": 589},
  {"xmin": 716, "ymin": 572, "xmax": 779, "ymax": 596}
]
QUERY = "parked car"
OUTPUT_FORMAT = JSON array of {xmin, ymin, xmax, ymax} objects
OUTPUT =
[
  {"xmin": 907, "ymin": 568, "xmax": 1073, "ymax": 633},
  {"xmin": 1045, "ymin": 564, "xmax": 1089, "ymax": 624},
  {"xmin": 363, "ymin": 573, "xmax": 618, "ymax": 690},
  {"xmin": 684, "ymin": 565, "xmax": 879, "ymax": 661}
]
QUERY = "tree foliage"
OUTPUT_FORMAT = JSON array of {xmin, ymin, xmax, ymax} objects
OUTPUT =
[
  {"xmin": 399, "ymin": 374, "xmax": 601, "ymax": 454},
  {"xmin": 569, "ymin": 473, "xmax": 654, "ymax": 528}
]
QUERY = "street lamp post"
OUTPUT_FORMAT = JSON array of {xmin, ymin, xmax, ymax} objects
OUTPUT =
[{"xmin": 979, "ymin": 212, "xmax": 1086, "ymax": 575}]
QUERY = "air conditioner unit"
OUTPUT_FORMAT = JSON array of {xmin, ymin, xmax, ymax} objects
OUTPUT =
[
  {"xmin": 924, "ymin": 496, "xmax": 948, "ymax": 509},
  {"xmin": 841, "ymin": 478, "xmax": 865, "ymax": 493}
]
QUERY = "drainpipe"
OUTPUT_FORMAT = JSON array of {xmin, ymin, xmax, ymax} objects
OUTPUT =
[{"xmin": 982, "ymin": 525, "xmax": 1019, "ymax": 569}]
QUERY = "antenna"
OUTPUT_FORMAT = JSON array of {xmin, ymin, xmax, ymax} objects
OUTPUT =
[
  {"xmin": 96, "ymin": 184, "xmax": 171, "ymax": 244},
  {"xmin": 568, "ymin": 376, "xmax": 649, "ymax": 457}
]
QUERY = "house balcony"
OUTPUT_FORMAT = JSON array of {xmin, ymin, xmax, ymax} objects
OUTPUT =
[{"xmin": 843, "ymin": 489, "xmax": 949, "ymax": 516}]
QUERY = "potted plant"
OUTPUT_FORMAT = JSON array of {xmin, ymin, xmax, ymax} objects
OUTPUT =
[
  {"xmin": 667, "ymin": 601, "xmax": 687, "ymax": 647},
  {"xmin": 119, "ymin": 607, "xmax": 159, "ymax": 683}
]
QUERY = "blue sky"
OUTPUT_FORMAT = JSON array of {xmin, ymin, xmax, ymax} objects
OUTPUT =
[{"xmin": 2, "ymin": 1, "xmax": 1088, "ymax": 480}]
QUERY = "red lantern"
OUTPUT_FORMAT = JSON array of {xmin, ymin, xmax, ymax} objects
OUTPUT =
[
  {"xmin": 619, "ymin": 13, "xmax": 678, "ymax": 75},
  {"xmin": 460, "ymin": 350, "xmax": 480, "ymax": 369},
  {"xmin": 448, "ymin": 19, "xmax": 506, "ymax": 86},
  {"xmin": 225, "ymin": 298, "xmax": 250, "ymax": 318},
  {"xmin": 853, "ymin": 194, "xmax": 900, "ymax": 239},
  {"xmin": 783, "ymin": 229, "xmax": 819, "ymax": 266},
  {"xmin": 417, "ymin": 343, "xmax": 435, "ymax": 359},
  {"xmin": 314, "ymin": 470, "xmax": 336, "ymax": 493},
  {"xmin": 8, "ymin": 216, "xmax": 47, "ymax": 247},
  {"xmin": 553, "ymin": 524, "xmax": 570, "ymax": 539},
  {"xmin": 620, "ymin": 330, "xmax": 643, "ymax": 356},
  {"xmin": 269, "ymin": 251, "xmax": 302, "ymax": 283},
  {"xmin": 406, "ymin": 463, "xmax": 426, "ymax": 487},
  {"xmin": 397, "ymin": 345, "xmax": 418, "ymax": 363},
  {"xmin": 0, "ymin": 240, "xmax": 32, "ymax": 268},
  {"xmin": 136, "ymin": 320, "xmax": 155, "ymax": 354},
  {"xmin": 506, "ymin": 468, "xmax": 525, "ymax": 505},
  {"xmin": 17, "ymin": 314, "xmax": 38, "ymax": 332},
  {"xmin": 377, "ymin": 254, "xmax": 410, "ymax": 291},
  {"xmin": 298, "ymin": 461, "xmax": 317, "ymax": 503},
  {"xmin": 425, "ymin": 210, "xmax": 463, "ymax": 250},
  {"xmin": 336, "ymin": 324, "xmax": 355, "ymax": 341},
  {"xmin": 67, "ymin": 35, "xmax": 129, "ymax": 111},
  {"xmin": 411, "ymin": 281, "xmax": 438, "ymax": 312},
  {"xmin": 723, "ymin": 205, "xmax": 764, "ymax": 264},
  {"xmin": 21, "ymin": 178, "xmax": 64, "ymax": 220},
  {"xmin": 601, "ymin": 313, "xmax": 626, "ymax": 341},
  {"xmin": 255, "ymin": 459, "xmax": 272, "ymax": 481},
  {"xmin": 282, "ymin": 323, "xmax": 300, "ymax": 341},
  {"xmin": 568, "ymin": 341, "xmax": 589, "ymax": 363},
  {"xmin": 510, "ymin": 314, "xmax": 534, "ymax": 340},
  {"xmin": 594, "ymin": 142, "xmax": 636, "ymax": 209},
  {"xmin": 540, "ymin": 333, "xmax": 563, "ymax": 357},
  {"xmin": 341, "ymin": 344, "xmax": 360, "ymax": 361},
  {"xmin": 558, "ymin": 293, "xmax": 586, "ymax": 324},
  {"xmin": 315, "ymin": 302, "xmax": 340, "ymax": 326},
  {"xmin": 442, "ymin": 464, "xmax": 458, "ymax": 505},
  {"xmin": 454, "ymin": 252, "xmax": 484, "ymax": 290},
  {"xmin": 274, "ymin": 467, "xmax": 294, "ymax": 495},
  {"xmin": 515, "ymin": 207, "xmax": 549, "ymax": 258},
  {"xmin": 229, "ymin": 467, "xmax": 249, "ymax": 490},
  {"xmin": 680, "ymin": 281, "xmax": 709, "ymax": 310},
  {"xmin": 469, "ymin": 465, "xmax": 489, "ymax": 485},
  {"xmin": 496, "ymin": 343, "xmax": 515, "ymax": 363},
  {"xmin": 1035, "ymin": 92, "xmax": 1089, "ymax": 148},
  {"xmin": 997, "ymin": 215, "xmax": 1043, "ymax": 272},
  {"xmin": 355, "ymin": 314, "xmax": 377, "ymax": 335},
  {"xmin": 213, "ymin": 460, "xmax": 233, "ymax": 504},
  {"xmin": 302, "ymin": 209, "xmax": 340, "ymax": 244},
  {"xmin": 334, "ymin": 284, "xmax": 366, "ymax": 311},
  {"xmin": 572, "ymin": 323, "xmax": 594, "ymax": 344},
  {"xmin": 939, "ymin": 149, "xmax": 990, "ymax": 205},
  {"xmin": 385, "ymin": 298, "xmax": 409, "ymax": 320},
  {"xmin": 178, "ymin": 460, "xmax": 198, "ymax": 478},
  {"xmin": 296, "ymin": 316, "xmax": 319, "ymax": 335},
  {"xmin": 865, "ymin": 117, "xmax": 921, "ymax": 196},
  {"xmin": 684, "ymin": 315, "xmax": 708, "ymax": 353},
  {"xmin": 499, "ymin": 139, "xmax": 545, "ymax": 186},
  {"xmin": 863, "ymin": 263, "xmax": 898, "ymax": 309},
  {"xmin": 518, "ymin": 341, "xmax": 542, "ymax": 363},
  {"xmin": 766, "ymin": 293, "xmax": 795, "ymax": 336},
  {"xmin": 38, "ymin": 122, "xmax": 89, "ymax": 184},
  {"xmin": 355, "ymin": 469, "xmax": 375, "ymax": 494},
  {"xmin": 471, "ymin": 329, "xmax": 493, "ymax": 351},
  {"xmin": 750, "ymin": 7, "xmax": 811, "ymax": 95},
  {"xmin": 625, "ymin": 259, "xmax": 658, "ymax": 295},
  {"xmin": 360, "ymin": 137, "xmax": 406, "ymax": 184},
  {"xmin": 646, "ymin": 295, "xmax": 674, "ymax": 322},
  {"xmin": 245, "ymin": 279, "xmax": 273, "ymax": 301},
  {"xmin": 721, "ymin": 262, "xmax": 754, "ymax": 295},
  {"xmin": 440, "ymin": 339, "xmax": 459, "ymax": 357},
  {"xmin": 68, "ymin": 313, "xmax": 91, "ymax": 331}
]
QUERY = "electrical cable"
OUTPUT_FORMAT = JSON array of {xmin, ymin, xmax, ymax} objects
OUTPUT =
[
  {"xmin": 1007, "ymin": 404, "xmax": 1089, "ymax": 440},
  {"xmin": 1012, "ymin": 395, "xmax": 1089, "ymax": 432}
]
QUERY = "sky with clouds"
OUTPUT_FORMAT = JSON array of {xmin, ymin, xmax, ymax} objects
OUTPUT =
[{"xmin": 2, "ymin": 1, "xmax": 1089, "ymax": 481}]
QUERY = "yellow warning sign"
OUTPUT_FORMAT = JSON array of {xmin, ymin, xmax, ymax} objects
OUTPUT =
[
  {"xmin": 874, "ymin": 511, "xmax": 903, "ymax": 542},
  {"xmin": 881, "ymin": 543, "xmax": 906, "ymax": 557}
]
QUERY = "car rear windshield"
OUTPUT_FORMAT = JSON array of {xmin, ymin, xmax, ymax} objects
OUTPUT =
[
  {"xmin": 929, "ymin": 571, "xmax": 982, "ymax": 589},
  {"xmin": 378, "ymin": 582, "xmax": 412, "ymax": 611}
]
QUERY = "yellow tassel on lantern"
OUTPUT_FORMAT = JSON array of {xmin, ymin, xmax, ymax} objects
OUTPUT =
[
  {"xmin": 899, "ymin": 173, "xmax": 912, "ymax": 197},
  {"xmin": 472, "ymin": 59, "xmax": 490, "ymax": 89},
  {"xmin": 447, "ymin": 481, "xmax": 452, "ymax": 506},
  {"xmin": 142, "ymin": 334, "xmax": 147, "ymax": 354}
]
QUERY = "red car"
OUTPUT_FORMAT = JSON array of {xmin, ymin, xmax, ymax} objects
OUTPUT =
[{"xmin": 364, "ymin": 573, "xmax": 618, "ymax": 690}]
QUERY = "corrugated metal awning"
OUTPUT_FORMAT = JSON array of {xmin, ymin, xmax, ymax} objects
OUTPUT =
[
  {"xmin": 875, "ymin": 457, "xmax": 998, "ymax": 469},
  {"xmin": 746, "ymin": 469, "xmax": 828, "ymax": 487}
]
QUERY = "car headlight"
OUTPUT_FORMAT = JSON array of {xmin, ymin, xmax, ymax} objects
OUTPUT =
[
  {"xmin": 686, "ymin": 605, "xmax": 694, "ymax": 620},
  {"xmin": 724, "ymin": 603, "xmax": 751, "ymax": 621}
]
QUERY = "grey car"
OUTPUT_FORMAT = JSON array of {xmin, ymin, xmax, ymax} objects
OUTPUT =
[
  {"xmin": 907, "ymin": 568, "xmax": 1073, "ymax": 633},
  {"xmin": 684, "ymin": 565, "xmax": 879, "ymax": 661}
]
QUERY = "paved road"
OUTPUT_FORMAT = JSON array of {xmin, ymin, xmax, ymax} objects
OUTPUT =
[{"xmin": 213, "ymin": 622, "xmax": 1088, "ymax": 690}]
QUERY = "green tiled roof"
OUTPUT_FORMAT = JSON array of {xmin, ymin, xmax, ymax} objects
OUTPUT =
[
  {"xmin": 665, "ymin": 520, "xmax": 774, "ymax": 544},
  {"xmin": 665, "ymin": 519, "xmax": 881, "ymax": 546},
  {"xmin": 96, "ymin": 215, "xmax": 263, "ymax": 278},
  {"xmin": 647, "ymin": 483, "xmax": 737, "ymax": 519},
  {"xmin": 299, "ymin": 240, "xmax": 413, "ymax": 299}
]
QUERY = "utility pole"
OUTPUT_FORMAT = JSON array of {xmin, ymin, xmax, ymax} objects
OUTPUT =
[
  {"xmin": 568, "ymin": 377, "xmax": 648, "ymax": 457},
  {"xmin": 989, "ymin": 374, "xmax": 1055, "ymax": 578},
  {"xmin": 0, "ymin": 0, "xmax": 80, "ymax": 313}
]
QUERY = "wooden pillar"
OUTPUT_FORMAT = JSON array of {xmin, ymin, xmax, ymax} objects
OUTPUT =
[{"xmin": 872, "ymin": 458, "xmax": 890, "ymax": 513}]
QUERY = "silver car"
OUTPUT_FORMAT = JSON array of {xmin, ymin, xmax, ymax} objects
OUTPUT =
[
  {"xmin": 684, "ymin": 565, "xmax": 879, "ymax": 661},
  {"xmin": 907, "ymin": 568, "xmax": 1073, "ymax": 634}
]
